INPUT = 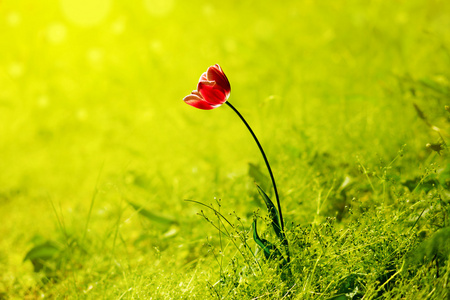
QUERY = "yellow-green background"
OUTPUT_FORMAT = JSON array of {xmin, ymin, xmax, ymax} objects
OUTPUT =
[{"xmin": 1, "ymin": 0, "xmax": 449, "ymax": 298}]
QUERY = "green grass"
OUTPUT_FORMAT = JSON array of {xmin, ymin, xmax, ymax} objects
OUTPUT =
[{"xmin": 1, "ymin": 0, "xmax": 450, "ymax": 299}]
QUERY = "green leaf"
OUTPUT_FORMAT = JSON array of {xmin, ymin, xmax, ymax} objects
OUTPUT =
[
  {"xmin": 419, "ymin": 77, "xmax": 450, "ymax": 96},
  {"xmin": 128, "ymin": 200, "xmax": 178, "ymax": 228},
  {"xmin": 406, "ymin": 227, "xmax": 450, "ymax": 268},
  {"xmin": 438, "ymin": 163, "xmax": 450, "ymax": 190},
  {"xmin": 24, "ymin": 241, "xmax": 61, "ymax": 272},
  {"xmin": 252, "ymin": 219, "xmax": 282, "ymax": 260},
  {"xmin": 326, "ymin": 273, "xmax": 364, "ymax": 299},
  {"xmin": 402, "ymin": 176, "xmax": 440, "ymax": 193},
  {"xmin": 24, "ymin": 241, "xmax": 60, "ymax": 262},
  {"xmin": 326, "ymin": 295, "xmax": 351, "ymax": 300},
  {"xmin": 255, "ymin": 184, "xmax": 283, "ymax": 241},
  {"xmin": 248, "ymin": 163, "xmax": 270, "ymax": 192}
]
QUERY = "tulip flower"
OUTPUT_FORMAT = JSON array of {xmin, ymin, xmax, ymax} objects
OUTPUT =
[
  {"xmin": 183, "ymin": 64, "xmax": 231, "ymax": 110},
  {"xmin": 183, "ymin": 64, "xmax": 290, "ymax": 264},
  {"xmin": 183, "ymin": 63, "xmax": 284, "ymax": 231}
]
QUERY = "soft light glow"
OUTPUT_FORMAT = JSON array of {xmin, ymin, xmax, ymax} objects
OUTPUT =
[
  {"xmin": 9, "ymin": 63, "xmax": 23, "ymax": 78},
  {"xmin": 47, "ymin": 23, "xmax": 67, "ymax": 44},
  {"xmin": 60, "ymin": 0, "xmax": 111, "ymax": 27},
  {"xmin": 144, "ymin": 0, "xmax": 174, "ymax": 16},
  {"xmin": 87, "ymin": 48, "xmax": 103, "ymax": 65},
  {"xmin": 7, "ymin": 12, "xmax": 21, "ymax": 26},
  {"xmin": 111, "ymin": 18, "xmax": 126, "ymax": 34}
]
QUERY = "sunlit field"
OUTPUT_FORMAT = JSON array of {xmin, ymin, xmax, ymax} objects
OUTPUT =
[{"xmin": 1, "ymin": 0, "xmax": 450, "ymax": 299}]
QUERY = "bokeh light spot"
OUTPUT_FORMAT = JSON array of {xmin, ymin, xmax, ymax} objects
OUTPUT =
[
  {"xmin": 47, "ymin": 23, "xmax": 67, "ymax": 44},
  {"xmin": 7, "ymin": 12, "xmax": 21, "ymax": 26},
  {"xmin": 143, "ymin": 0, "xmax": 174, "ymax": 16},
  {"xmin": 87, "ymin": 48, "xmax": 103, "ymax": 65},
  {"xmin": 9, "ymin": 63, "xmax": 23, "ymax": 78},
  {"xmin": 60, "ymin": 0, "xmax": 111, "ymax": 27},
  {"xmin": 111, "ymin": 18, "xmax": 126, "ymax": 35},
  {"xmin": 149, "ymin": 40, "xmax": 163, "ymax": 54},
  {"xmin": 76, "ymin": 109, "xmax": 88, "ymax": 121},
  {"xmin": 37, "ymin": 96, "xmax": 50, "ymax": 108},
  {"xmin": 202, "ymin": 4, "xmax": 214, "ymax": 16}
]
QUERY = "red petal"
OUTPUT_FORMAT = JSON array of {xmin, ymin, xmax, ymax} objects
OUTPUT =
[
  {"xmin": 198, "ymin": 81, "xmax": 228, "ymax": 105},
  {"xmin": 183, "ymin": 93, "xmax": 216, "ymax": 110},
  {"xmin": 206, "ymin": 65, "xmax": 231, "ymax": 97},
  {"xmin": 197, "ymin": 80, "xmax": 215, "ymax": 88},
  {"xmin": 199, "ymin": 72, "xmax": 208, "ymax": 82}
]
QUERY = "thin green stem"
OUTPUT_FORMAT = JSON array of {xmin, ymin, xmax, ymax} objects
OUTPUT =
[{"xmin": 225, "ymin": 101, "xmax": 285, "ymax": 232}]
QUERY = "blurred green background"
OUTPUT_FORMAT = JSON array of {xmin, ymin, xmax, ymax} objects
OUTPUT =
[{"xmin": 0, "ymin": 0, "xmax": 449, "ymax": 297}]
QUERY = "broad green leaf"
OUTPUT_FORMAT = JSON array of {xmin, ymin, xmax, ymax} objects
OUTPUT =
[
  {"xmin": 252, "ymin": 219, "xmax": 282, "ymax": 260},
  {"xmin": 128, "ymin": 200, "xmax": 178, "ymax": 228},
  {"xmin": 24, "ymin": 241, "xmax": 61, "ymax": 272},
  {"xmin": 24, "ymin": 241, "xmax": 60, "ymax": 262},
  {"xmin": 406, "ymin": 227, "xmax": 450, "ymax": 269},
  {"xmin": 248, "ymin": 163, "xmax": 270, "ymax": 192},
  {"xmin": 255, "ymin": 184, "xmax": 283, "ymax": 241}
]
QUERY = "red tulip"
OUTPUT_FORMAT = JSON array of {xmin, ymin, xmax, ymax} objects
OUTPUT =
[{"xmin": 183, "ymin": 64, "xmax": 231, "ymax": 110}]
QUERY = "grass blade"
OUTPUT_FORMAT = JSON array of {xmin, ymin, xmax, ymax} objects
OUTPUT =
[
  {"xmin": 24, "ymin": 241, "xmax": 61, "ymax": 272},
  {"xmin": 255, "ymin": 184, "xmax": 284, "ymax": 241},
  {"xmin": 128, "ymin": 200, "xmax": 178, "ymax": 228},
  {"xmin": 252, "ymin": 219, "xmax": 282, "ymax": 260}
]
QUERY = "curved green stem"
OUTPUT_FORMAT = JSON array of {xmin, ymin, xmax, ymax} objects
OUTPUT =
[{"xmin": 225, "ymin": 101, "xmax": 285, "ymax": 232}]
